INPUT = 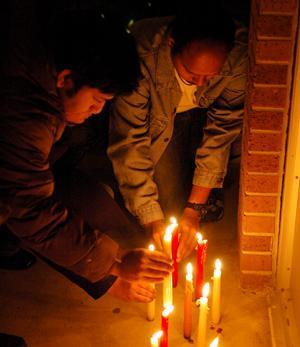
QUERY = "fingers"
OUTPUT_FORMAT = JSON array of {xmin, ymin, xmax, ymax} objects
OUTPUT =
[
  {"xmin": 134, "ymin": 282, "xmax": 156, "ymax": 298},
  {"xmin": 147, "ymin": 249, "xmax": 173, "ymax": 266},
  {"xmin": 140, "ymin": 267, "xmax": 171, "ymax": 280},
  {"xmin": 152, "ymin": 231, "xmax": 164, "ymax": 250},
  {"xmin": 177, "ymin": 228, "xmax": 190, "ymax": 262},
  {"xmin": 108, "ymin": 278, "xmax": 156, "ymax": 303},
  {"xmin": 131, "ymin": 291, "xmax": 154, "ymax": 303},
  {"xmin": 177, "ymin": 228, "xmax": 197, "ymax": 262}
]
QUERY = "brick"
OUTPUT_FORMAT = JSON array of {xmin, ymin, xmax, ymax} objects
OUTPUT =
[
  {"xmin": 243, "ymin": 215, "xmax": 276, "ymax": 234},
  {"xmin": 245, "ymin": 173, "xmax": 279, "ymax": 193},
  {"xmin": 244, "ymin": 195, "xmax": 277, "ymax": 213},
  {"xmin": 246, "ymin": 153, "xmax": 280, "ymax": 173},
  {"xmin": 256, "ymin": 15, "xmax": 293, "ymax": 38},
  {"xmin": 241, "ymin": 234, "xmax": 273, "ymax": 252},
  {"xmin": 258, "ymin": 0, "xmax": 297, "ymax": 14},
  {"xmin": 248, "ymin": 132, "xmax": 283, "ymax": 152},
  {"xmin": 255, "ymin": 40, "xmax": 293, "ymax": 63},
  {"xmin": 251, "ymin": 86, "xmax": 287, "ymax": 108},
  {"xmin": 240, "ymin": 272, "xmax": 273, "ymax": 289},
  {"xmin": 252, "ymin": 63, "xmax": 288, "ymax": 85},
  {"xmin": 240, "ymin": 253, "xmax": 272, "ymax": 271},
  {"xmin": 248, "ymin": 111, "xmax": 284, "ymax": 131}
]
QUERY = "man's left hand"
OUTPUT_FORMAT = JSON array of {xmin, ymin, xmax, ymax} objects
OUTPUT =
[{"xmin": 177, "ymin": 207, "xmax": 199, "ymax": 262}]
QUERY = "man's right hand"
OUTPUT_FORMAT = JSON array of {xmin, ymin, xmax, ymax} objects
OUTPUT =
[
  {"xmin": 143, "ymin": 220, "xmax": 165, "ymax": 250},
  {"xmin": 109, "ymin": 248, "xmax": 173, "ymax": 283},
  {"xmin": 108, "ymin": 278, "xmax": 156, "ymax": 303}
]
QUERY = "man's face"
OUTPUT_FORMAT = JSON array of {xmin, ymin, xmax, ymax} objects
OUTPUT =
[
  {"xmin": 57, "ymin": 73, "xmax": 114, "ymax": 125},
  {"xmin": 172, "ymin": 40, "xmax": 228, "ymax": 86}
]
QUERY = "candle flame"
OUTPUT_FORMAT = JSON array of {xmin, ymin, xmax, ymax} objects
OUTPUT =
[
  {"xmin": 164, "ymin": 229, "xmax": 172, "ymax": 242},
  {"xmin": 209, "ymin": 336, "xmax": 219, "ymax": 347},
  {"xmin": 164, "ymin": 217, "xmax": 178, "ymax": 242},
  {"xmin": 196, "ymin": 232, "xmax": 203, "ymax": 243},
  {"xmin": 202, "ymin": 282, "xmax": 210, "ymax": 298},
  {"xmin": 150, "ymin": 330, "xmax": 163, "ymax": 344},
  {"xmin": 169, "ymin": 216, "xmax": 178, "ymax": 225},
  {"xmin": 215, "ymin": 258, "xmax": 222, "ymax": 270},
  {"xmin": 162, "ymin": 305, "xmax": 174, "ymax": 317},
  {"xmin": 187, "ymin": 262, "xmax": 193, "ymax": 275},
  {"xmin": 149, "ymin": 244, "xmax": 155, "ymax": 251}
]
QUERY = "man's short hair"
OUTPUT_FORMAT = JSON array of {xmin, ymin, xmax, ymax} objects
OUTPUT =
[
  {"xmin": 170, "ymin": 3, "xmax": 236, "ymax": 55},
  {"xmin": 48, "ymin": 10, "xmax": 141, "ymax": 96}
]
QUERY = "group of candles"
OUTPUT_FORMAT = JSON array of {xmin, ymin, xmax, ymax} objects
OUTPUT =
[{"xmin": 148, "ymin": 218, "xmax": 222, "ymax": 347}]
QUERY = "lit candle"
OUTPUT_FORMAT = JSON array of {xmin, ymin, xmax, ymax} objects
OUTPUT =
[
  {"xmin": 195, "ymin": 232, "xmax": 208, "ymax": 300},
  {"xmin": 197, "ymin": 282, "xmax": 210, "ymax": 347},
  {"xmin": 209, "ymin": 336, "xmax": 219, "ymax": 347},
  {"xmin": 150, "ymin": 330, "xmax": 163, "ymax": 347},
  {"xmin": 184, "ymin": 262, "xmax": 193, "ymax": 339},
  {"xmin": 161, "ymin": 305, "xmax": 174, "ymax": 347},
  {"xmin": 163, "ymin": 218, "xmax": 177, "ymax": 308},
  {"xmin": 211, "ymin": 259, "xmax": 222, "ymax": 324},
  {"xmin": 171, "ymin": 226, "xmax": 179, "ymax": 288},
  {"xmin": 147, "ymin": 244, "xmax": 156, "ymax": 321}
]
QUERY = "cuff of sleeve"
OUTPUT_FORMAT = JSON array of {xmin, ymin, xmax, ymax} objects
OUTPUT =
[
  {"xmin": 135, "ymin": 203, "xmax": 165, "ymax": 225},
  {"xmin": 193, "ymin": 168, "xmax": 225, "ymax": 188},
  {"xmin": 69, "ymin": 232, "xmax": 119, "ymax": 283},
  {"xmin": 88, "ymin": 275, "xmax": 118, "ymax": 299}
]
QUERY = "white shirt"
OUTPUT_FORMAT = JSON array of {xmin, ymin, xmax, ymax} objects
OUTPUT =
[{"xmin": 174, "ymin": 68, "xmax": 199, "ymax": 113}]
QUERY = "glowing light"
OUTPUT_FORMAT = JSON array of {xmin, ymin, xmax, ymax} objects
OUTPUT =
[
  {"xmin": 196, "ymin": 232, "xmax": 203, "ymax": 243},
  {"xmin": 202, "ymin": 282, "xmax": 210, "ymax": 298},
  {"xmin": 150, "ymin": 330, "xmax": 163, "ymax": 346},
  {"xmin": 162, "ymin": 305, "xmax": 174, "ymax": 317},
  {"xmin": 215, "ymin": 258, "xmax": 222, "ymax": 270},
  {"xmin": 186, "ymin": 262, "xmax": 193, "ymax": 282},
  {"xmin": 149, "ymin": 244, "xmax": 155, "ymax": 251},
  {"xmin": 209, "ymin": 336, "xmax": 219, "ymax": 347}
]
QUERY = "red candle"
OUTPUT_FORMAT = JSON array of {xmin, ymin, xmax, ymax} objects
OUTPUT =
[
  {"xmin": 160, "ymin": 305, "xmax": 174, "ymax": 347},
  {"xmin": 195, "ymin": 233, "xmax": 208, "ymax": 300},
  {"xmin": 171, "ymin": 229, "xmax": 179, "ymax": 288}
]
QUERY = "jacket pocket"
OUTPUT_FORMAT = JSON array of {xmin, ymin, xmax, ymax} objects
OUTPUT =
[{"xmin": 149, "ymin": 116, "xmax": 168, "ymax": 140}]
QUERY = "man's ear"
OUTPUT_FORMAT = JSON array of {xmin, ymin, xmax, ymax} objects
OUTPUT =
[
  {"xmin": 56, "ymin": 69, "xmax": 72, "ymax": 89},
  {"xmin": 167, "ymin": 37, "xmax": 175, "ymax": 48}
]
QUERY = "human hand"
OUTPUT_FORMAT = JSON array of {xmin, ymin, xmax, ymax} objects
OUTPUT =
[
  {"xmin": 108, "ymin": 278, "xmax": 156, "ymax": 303},
  {"xmin": 177, "ymin": 208, "xmax": 199, "ymax": 262},
  {"xmin": 110, "ymin": 248, "xmax": 173, "ymax": 283},
  {"xmin": 143, "ymin": 220, "xmax": 165, "ymax": 250}
]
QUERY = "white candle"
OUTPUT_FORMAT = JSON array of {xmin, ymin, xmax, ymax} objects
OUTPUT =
[
  {"xmin": 197, "ymin": 282, "xmax": 210, "ymax": 347},
  {"xmin": 163, "ymin": 218, "xmax": 177, "ymax": 308},
  {"xmin": 184, "ymin": 262, "xmax": 193, "ymax": 338},
  {"xmin": 147, "ymin": 244, "xmax": 156, "ymax": 321},
  {"xmin": 150, "ymin": 330, "xmax": 163, "ymax": 347},
  {"xmin": 211, "ymin": 259, "xmax": 222, "ymax": 324},
  {"xmin": 209, "ymin": 336, "xmax": 219, "ymax": 347}
]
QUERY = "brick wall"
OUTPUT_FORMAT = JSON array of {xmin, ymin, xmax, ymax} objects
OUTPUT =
[{"xmin": 238, "ymin": 0, "xmax": 299, "ymax": 289}]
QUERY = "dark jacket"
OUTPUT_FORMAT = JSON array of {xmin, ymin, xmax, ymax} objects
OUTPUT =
[{"xmin": 0, "ymin": 1, "xmax": 118, "ymax": 285}]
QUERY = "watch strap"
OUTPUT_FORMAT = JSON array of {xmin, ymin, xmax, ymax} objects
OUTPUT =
[{"xmin": 185, "ymin": 202, "xmax": 208, "ymax": 218}]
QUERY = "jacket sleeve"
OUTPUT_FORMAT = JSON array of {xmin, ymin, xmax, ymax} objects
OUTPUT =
[
  {"xmin": 0, "ymin": 114, "xmax": 119, "ymax": 285},
  {"xmin": 193, "ymin": 54, "xmax": 248, "ymax": 188},
  {"xmin": 108, "ymin": 77, "xmax": 164, "ymax": 225}
]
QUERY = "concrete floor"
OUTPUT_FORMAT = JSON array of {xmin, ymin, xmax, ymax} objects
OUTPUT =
[{"xmin": 0, "ymin": 170, "xmax": 271, "ymax": 347}]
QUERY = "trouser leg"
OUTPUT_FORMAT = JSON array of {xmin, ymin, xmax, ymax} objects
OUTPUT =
[
  {"xmin": 53, "ymin": 168, "xmax": 146, "ymax": 249},
  {"xmin": 154, "ymin": 109, "xmax": 207, "ymax": 219}
]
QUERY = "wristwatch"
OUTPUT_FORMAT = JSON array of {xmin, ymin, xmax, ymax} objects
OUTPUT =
[{"xmin": 185, "ymin": 202, "xmax": 208, "ymax": 219}]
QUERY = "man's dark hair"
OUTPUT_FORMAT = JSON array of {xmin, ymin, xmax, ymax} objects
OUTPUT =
[
  {"xmin": 48, "ymin": 10, "xmax": 141, "ymax": 96},
  {"xmin": 170, "ymin": 3, "xmax": 236, "ymax": 55}
]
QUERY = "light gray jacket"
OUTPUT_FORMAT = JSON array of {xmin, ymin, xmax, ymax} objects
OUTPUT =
[{"xmin": 108, "ymin": 17, "xmax": 248, "ymax": 225}]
